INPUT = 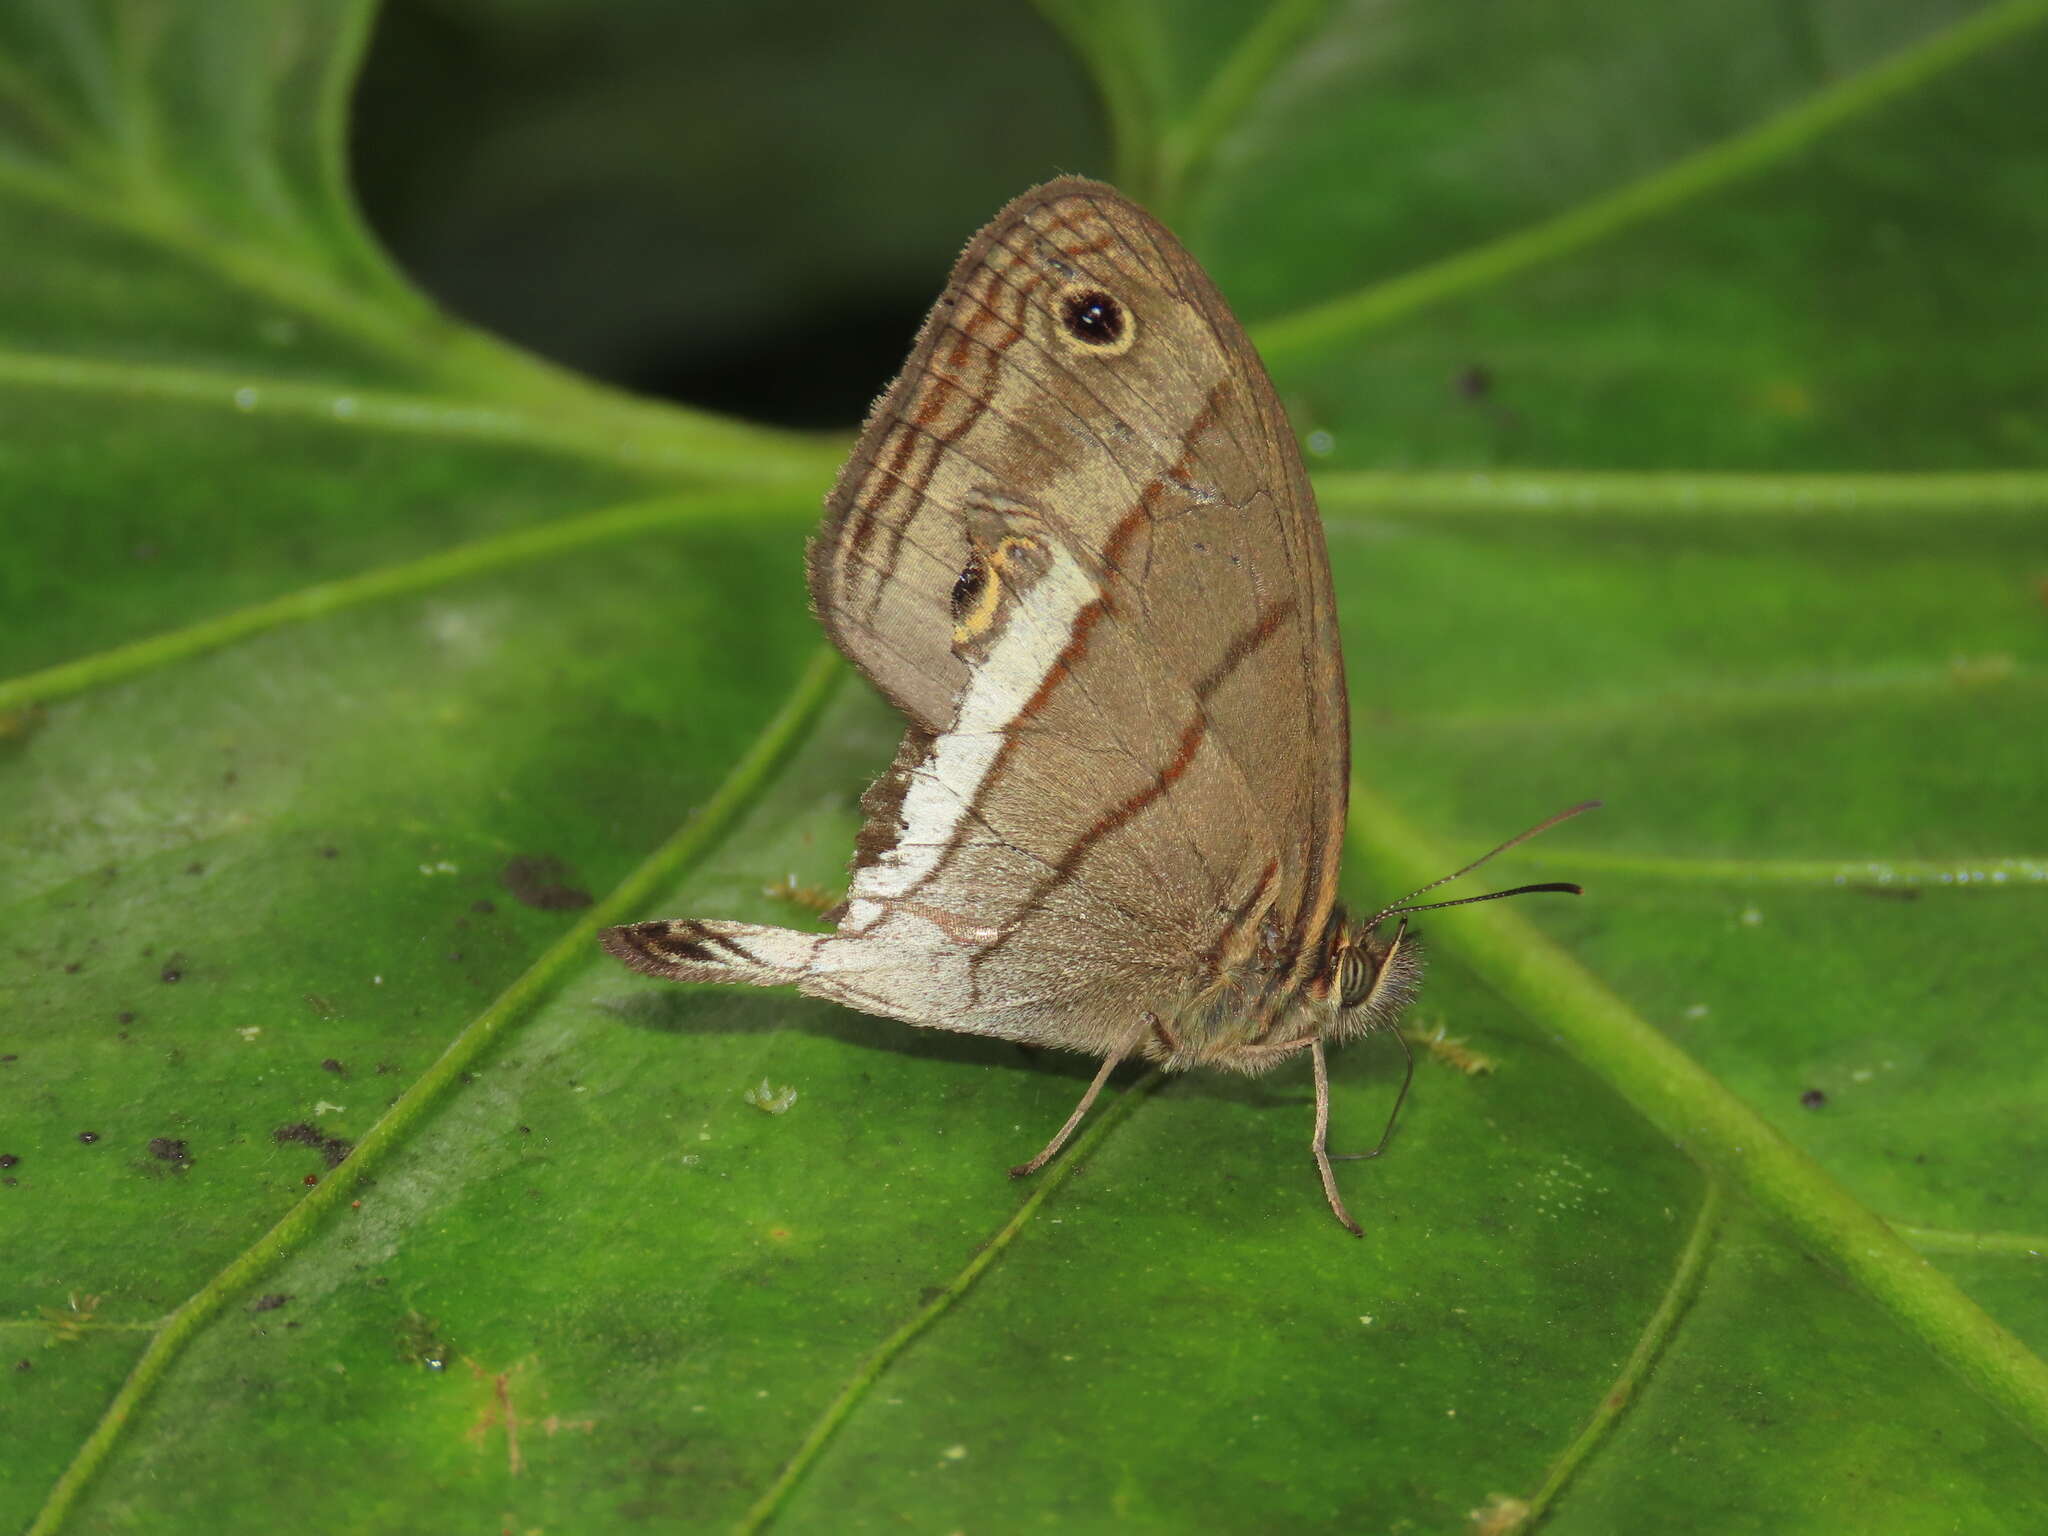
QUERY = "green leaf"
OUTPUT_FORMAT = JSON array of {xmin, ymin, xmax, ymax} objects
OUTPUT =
[{"xmin": 5, "ymin": 2, "xmax": 2045, "ymax": 1532}]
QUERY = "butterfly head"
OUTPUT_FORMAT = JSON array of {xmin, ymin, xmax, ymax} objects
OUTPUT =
[
  {"xmin": 1326, "ymin": 916, "xmax": 1424, "ymax": 1041},
  {"xmin": 1321, "ymin": 800, "xmax": 1604, "ymax": 1042}
]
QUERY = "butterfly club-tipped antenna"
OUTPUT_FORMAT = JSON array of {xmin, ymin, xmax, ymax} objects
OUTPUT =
[{"xmin": 1360, "ymin": 799, "xmax": 1603, "ymax": 932}]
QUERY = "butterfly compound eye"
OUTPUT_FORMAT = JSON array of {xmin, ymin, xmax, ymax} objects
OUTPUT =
[
  {"xmin": 1336, "ymin": 946, "xmax": 1376, "ymax": 1011},
  {"xmin": 1057, "ymin": 287, "xmax": 1135, "ymax": 354}
]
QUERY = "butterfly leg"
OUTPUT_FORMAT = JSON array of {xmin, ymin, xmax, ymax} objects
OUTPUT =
[
  {"xmin": 1008, "ymin": 1019, "xmax": 1148, "ymax": 1180},
  {"xmin": 1311, "ymin": 1038, "xmax": 1365, "ymax": 1237},
  {"xmin": 1328, "ymin": 1022, "xmax": 1415, "ymax": 1164}
]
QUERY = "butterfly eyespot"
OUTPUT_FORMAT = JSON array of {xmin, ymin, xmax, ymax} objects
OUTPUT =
[
  {"xmin": 1057, "ymin": 287, "xmax": 1134, "ymax": 353},
  {"xmin": 949, "ymin": 552, "xmax": 988, "ymax": 619}
]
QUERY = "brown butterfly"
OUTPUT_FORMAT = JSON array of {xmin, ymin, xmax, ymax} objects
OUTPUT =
[{"xmin": 604, "ymin": 179, "xmax": 1591, "ymax": 1233}]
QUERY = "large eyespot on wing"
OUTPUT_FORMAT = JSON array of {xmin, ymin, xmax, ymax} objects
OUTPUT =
[
  {"xmin": 1054, "ymin": 286, "xmax": 1137, "ymax": 355},
  {"xmin": 805, "ymin": 178, "xmax": 1214, "ymax": 735}
]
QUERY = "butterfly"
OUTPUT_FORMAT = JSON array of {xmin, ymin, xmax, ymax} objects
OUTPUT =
[{"xmin": 604, "ymin": 179, "xmax": 1591, "ymax": 1233}]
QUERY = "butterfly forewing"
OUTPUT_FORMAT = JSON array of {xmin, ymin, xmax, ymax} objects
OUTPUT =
[{"xmin": 610, "ymin": 179, "xmax": 1348, "ymax": 1068}]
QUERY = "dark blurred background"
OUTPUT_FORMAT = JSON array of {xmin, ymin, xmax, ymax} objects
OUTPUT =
[{"xmin": 351, "ymin": 0, "xmax": 1108, "ymax": 428}]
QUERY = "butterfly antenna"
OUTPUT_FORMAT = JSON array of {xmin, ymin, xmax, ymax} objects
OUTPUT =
[{"xmin": 1363, "ymin": 800, "xmax": 1601, "ymax": 930}]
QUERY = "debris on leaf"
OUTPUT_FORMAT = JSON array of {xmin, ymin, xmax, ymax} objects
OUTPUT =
[
  {"xmin": 763, "ymin": 874, "xmax": 838, "ymax": 917},
  {"xmin": 743, "ymin": 1079, "xmax": 798, "ymax": 1115},
  {"xmin": 39, "ymin": 1293, "xmax": 102, "ymax": 1346},
  {"xmin": 1469, "ymin": 1493, "xmax": 1531, "ymax": 1536},
  {"xmin": 1403, "ymin": 1020, "xmax": 1498, "ymax": 1076}
]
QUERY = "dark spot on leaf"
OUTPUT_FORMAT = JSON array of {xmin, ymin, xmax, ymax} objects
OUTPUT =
[
  {"xmin": 251, "ymin": 1293, "xmax": 291, "ymax": 1313},
  {"xmin": 0, "ymin": 1155, "xmax": 17, "ymax": 1169},
  {"xmin": 274, "ymin": 1121, "xmax": 353, "ymax": 1168},
  {"xmin": 116, "ymin": 1013, "xmax": 133, "ymax": 1025},
  {"xmin": 185, "ymin": 862, "xmax": 205, "ymax": 876},
  {"xmin": 1858, "ymin": 885, "xmax": 1921, "ymax": 901},
  {"xmin": 319, "ymin": 846, "xmax": 338, "ymax": 859},
  {"xmin": 0, "ymin": 1053, "xmax": 16, "ymax": 1062},
  {"xmin": 13, "ymin": 1359, "xmax": 29, "ymax": 1372},
  {"xmin": 919, "ymin": 1285, "xmax": 944, "ymax": 1306},
  {"xmin": 77, "ymin": 1131, "xmax": 99, "ymax": 1144},
  {"xmin": 1455, "ymin": 365, "xmax": 1493, "ymax": 399},
  {"xmin": 500, "ymin": 854, "xmax": 593, "ymax": 911},
  {"xmin": 304, "ymin": 1173, "xmax": 320, "ymax": 1185},
  {"xmin": 221, "ymin": 770, "xmax": 237, "ymax": 787},
  {"xmin": 1800, "ymin": 1088, "xmax": 1827, "ymax": 1109},
  {"xmin": 322, "ymin": 1058, "xmax": 347, "ymax": 1075},
  {"xmin": 471, "ymin": 899, "xmax": 495, "ymax": 915},
  {"xmin": 518, "ymin": 1125, "xmax": 531, "ymax": 1135},
  {"xmin": 64, "ymin": 962, "xmax": 81, "ymax": 974},
  {"xmin": 148, "ymin": 1137, "xmax": 191, "ymax": 1165},
  {"xmin": 160, "ymin": 961, "xmax": 183, "ymax": 983}
]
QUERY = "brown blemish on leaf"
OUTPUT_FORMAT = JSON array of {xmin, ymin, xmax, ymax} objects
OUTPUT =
[
  {"xmin": 273, "ymin": 1121, "xmax": 353, "ymax": 1168},
  {"xmin": 0, "ymin": 701, "xmax": 49, "ymax": 742},
  {"xmin": 500, "ymin": 855, "xmax": 593, "ymax": 912},
  {"xmin": 251, "ymin": 1293, "xmax": 291, "ymax": 1313},
  {"xmin": 147, "ymin": 1137, "xmax": 192, "ymax": 1167},
  {"xmin": 465, "ymin": 1360, "xmax": 527, "ymax": 1475}
]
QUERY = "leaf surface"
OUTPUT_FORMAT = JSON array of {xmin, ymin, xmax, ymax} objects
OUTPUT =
[{"xmin": 4, "ymin": 3, "xmax": 2046, "ymax": 1532}]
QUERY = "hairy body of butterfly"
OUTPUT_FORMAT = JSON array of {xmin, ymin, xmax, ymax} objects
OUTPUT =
[{"xmin": 602, "ymin": 179, "xmax": 1584, "ymax": 1234}]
